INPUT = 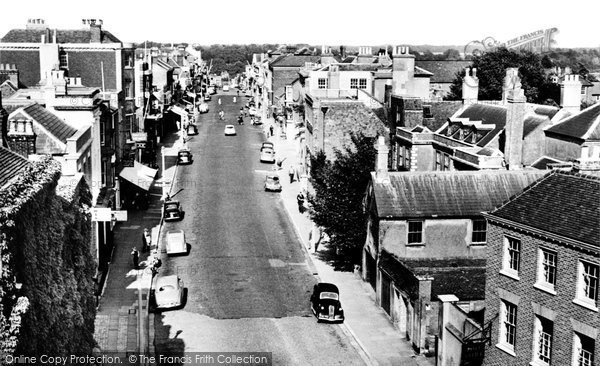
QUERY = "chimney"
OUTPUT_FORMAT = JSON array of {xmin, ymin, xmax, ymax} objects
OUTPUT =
[
  {"xmin": 374, "ymin": 136, "xmax": 390, "ymax": 183},
  {"xmin": 26, "ymin": 18, "xmax": 48, "ymax": 30},
  {"xmin": 328, "ymin": 64, "xmax": 340, "ymax": 90},
  {"xmin": 0, "ymin": 86, "xmax": 7, "ymax": 147},
  {"xmin": 504, "ymin": 69, "xmax": 526, "ymax": 170},
  {"xmin": 502, "ymin": 68, "xmax": 520, "ymax": 104},
  {"xmin": 88, "ymin": 19, "xmax": 102, "ymax": 43},
  {"xmin": 392, "ymin": 46, "xmax": 415, "ymax": 96},
  {"xmin": 462, "ymin": 67, "xmax": 479, "ymax": 105},
  {"xmin": 357, "ymin": 46, "xmax": 373, "ymax": 63},
  {"xmin": 560, "ymin": 74, "xmax": 582, "ymax": 115}
]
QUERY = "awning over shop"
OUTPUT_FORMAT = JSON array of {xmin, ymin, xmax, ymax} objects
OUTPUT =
[
  {"xmin": 119, "ymin": 161, "xmax": 158, "ymax": 191},
  {"xmin": 170, "ymin": 105, "xmax": 187, "ymax": 116}
]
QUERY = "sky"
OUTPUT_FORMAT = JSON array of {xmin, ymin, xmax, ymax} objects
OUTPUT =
[{"xmin": 1, "ymin": 0, "xmax": 599, "ymax": 48}]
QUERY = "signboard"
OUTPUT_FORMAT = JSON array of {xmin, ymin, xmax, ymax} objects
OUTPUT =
[
  {"xmin": 92, "ymin": 208, "xmax": 112, "ymax": 222},
  {"xmin": 111, "ymin": 211, "xmax": 128, "ymax": 222},
  {"xmin": 131, "ymin": 132, "xmax": 148, "ymax": 142}
]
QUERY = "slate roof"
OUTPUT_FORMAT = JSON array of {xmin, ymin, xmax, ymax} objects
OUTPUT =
[
  {"xmin": 372, "ymin": 170, "xmax": 545, "ymax": 218},
  {"xmin": 20, "ymin": 103, "xmax": 77, "ymax": 143},
  {"xmin": 544, "ymin": 103, "xmax": 600, "ymax": 141},
  {"xmin": 1, "ymin": 29, "xmax": 121, "ymax": 43},
  {"xmin": 319, "ymin": 63, "xmax": 381, "ymax": 72},
  {"xmin": 379, "ymin": 251, "xmax": 486, "ymax": 301},
  {"xmin": 415, "ymin": 60, "xmax": 471, "ymax": 83},
  {"xmin": 522, "ymin": 114, "xmax": 548, "ymax": 138},
  {"xmin": 529, "ymin": 156, "xmax": 568, "ymax": 170},
  {"xmin": 0, "ymin": 146, "xmax": 30, "ymax": 188},
  {"xmin": 269, "ymin": 55, "xmax": 321, "ymax": 68},
  {"xmin": 447, "ymin": 104, "xmax": 507, "ymax": 147},
  {"xmin": 489, "ymin": 171, "xmax": 600, "ymax": 246}
]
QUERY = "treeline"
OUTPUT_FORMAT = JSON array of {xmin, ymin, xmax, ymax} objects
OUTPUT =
[{"xmin": 198, "ymin": 44, "xmax": 279, "ymax": 75}]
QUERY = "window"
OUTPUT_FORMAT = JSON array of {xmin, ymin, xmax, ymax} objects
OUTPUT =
[
  {"xmin": 532, "ymin": 316, "xmax": 553, "ymax": 365},
  {"xmin": 397, "ymin": 146, "xmax": 404, "ymax": 169},
  {"xmin": 502, "ymin": 237, "xmax": 521, "ymax": 278},
  {"xmin": 359, "ymin": 78, "xmax": 367, "ymax": 89},
  {"xmin": 350, "ymin": 78, "xmax": 358, "ymax": 89},
  {"xmin": 500, "ymin": 300, "xmax": 517, "ymax": 350},
  {"xmin": 99, "ymin": 121, "xmax": 105, "ymax": 146},
  {"xmin": 536, "ymin": 249, "xmax": 557, "ymax": 291},
  {"xmin": 471, "ymin": 219, "xmax": 487, "ymax": 243},
  {"xmin": 573, "ymin": 332, "xmax": 594, "ymax": 366},
  {"xmin": 576, "ymin": 260, "xmax": 599, "ymax": 309},
  {"xmin": 407, "ymin": 221, "xmax": 423, "ymax": 244},
  {"xmin": 59, "ymin": 51, "xmax": 68, "ymax": 69},
  {"xmin": 444, "ymin": 154, "xmax": 451, "ymax": 171},
  {"xmin": 435, "ymin": 151, "xmax": 442, "ymax": 171},
  {"xmin": 318, "ymin": 78, "xmax": 328, "ymax": 89}
]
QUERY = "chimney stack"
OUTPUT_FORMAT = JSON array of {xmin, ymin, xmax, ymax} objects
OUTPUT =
[
  {"xmin": 560, "ymin": 74, "xmax": 582, "ymax": 115},
  {"xmin": 391, "ymin": 46, "xmax": 415, "ymax": 96},
  {"xmin": 374, "ymin": 136, "xmax": 390, "ymax": 183},
  {"xmin": 357, "ymin": 46, "xmax": 373, "ymax": 63},
  {"xmin": 85, "ymin": 19, "xmax": 103, "ymax": 43},
  {"xmin": 462, "ymin": 67, "xmax": 479, "ymax": 105},
  {"xmin": 503, "ymin": 69, "xmax": 526, "ymax": 170}
]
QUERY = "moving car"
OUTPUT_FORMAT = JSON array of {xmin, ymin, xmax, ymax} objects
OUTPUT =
[
  {"xmin": 177, "ymin": 149, "xmax": 193, "ymax": 165},
  {"xmin": 261, "ymin": 142, "xmax": 274, "ymax": 150},
  {"xmin": 259, "ymin": 147, "xmax": 275, "ymax": 163},
  {"xmin": 199, "ymin": 103, "xmax": 209, "ymax": 113},
  {"xmin": 152, "ymin": 275, "xmax": 185, "ymax": 310},
  {"xmin": 264, "ymin": 174, "xmax": 282, "ymax": 192},
  {"xmin": 166, "ymin": 230, "xmax": 187, "ymax": 255},
  {"xmin": 310, "ymin": 283, "xmax": 345, "ymax": 323},
  {"xmin": 224, "ymin": 125, "xmax": 236, "ymax": 136},
  {"xmin": 163, "ymin": 200, "xmax": 184, "ymax": 221}
]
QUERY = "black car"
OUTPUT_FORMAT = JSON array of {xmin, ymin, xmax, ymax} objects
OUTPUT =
[
  {"xmin": 310, "ymin": 283, "xmax": 345, "ymax": 323},
  {"xmin": 163, "ymin": 200, "xmax": 184, "ymax": 222},
  {"xmin": 177, "ymin": 149, "xmax": 193, "ymax": 165}
]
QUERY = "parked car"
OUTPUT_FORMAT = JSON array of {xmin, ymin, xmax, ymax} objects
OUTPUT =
[
  {"xmin": 204, "ymin": 94, "xmax": 211, "ymax": 101},
  {"xmin": 209, "ymin": 86, "xmax": 217, "ymax": 95},
  {"xmin": 163, "ymin": 200, "xmax": 184, "ymax": 221},
  {"xmin": 223, "ymin": 85, "xmax": 230, "ymax": 92},
  {"xmin": 177, "ymin": 149, "xmax": 193, "ymax": 165},
  {"xmin": 186, "ymin": 124, "xmax": 198, "ymax": 136},
  {"xmin": 259, "ymin": 147, "xmax": 275, "ymax": 163},
  {"xmin": 224, "ymin": 125, "xmax": 236, "ymax": 136},
  {"xmin": 310, "ymin": 283, "xmax": 345, "ymax": 323},
  {"xmin": 152, "ymin": 275, "xmax": 185, "ymax": 310},
  {"xmin": 261, "ymin": 142, "xmax": 274, "ymax": 150},
  {"xmin": 249, "ymin": 107, "xmax": 257, "ymax": 116},
  {"xmin": 199, "ymin": 103, "xmax": 209, "ymax": 113},
  {"xmin": 264, "ymin": 174, "xmax": 282, "ymax": 192},
  {"xmin": 166, "ymin": 230, "xmax": 187, "ymax": 255}
]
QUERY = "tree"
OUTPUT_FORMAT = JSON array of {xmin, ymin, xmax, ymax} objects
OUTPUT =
[
  {"xmin": 307, "ymin": 133, "xmax": 376, "ymax": 270},
  {"xmin": 442, "ymin": 48, "xmax": 462, "ymax": 60},
  {"xmin": 446, "ymin": 47, "xmax": 559, "ymax": 104}
]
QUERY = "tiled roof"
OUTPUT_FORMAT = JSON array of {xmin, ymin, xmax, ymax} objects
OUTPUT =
[
  {"xmin": 544, "ymin": 103, "xmax": 600, "ymax": 141},
  {"xmin": 269, "ymin": 55, "xmax": 321, "ymax": 68},
  {"xmin": 489, "ymin": 171, "xmax": 600, "ymax": 246},
  {"xmin": 443, "ymin": 104, "xmax": 507, "ymax": 147},
  {"xmin": 0, "ymin": 146, "xmax": 30, "ymax": 188},
  {"xmin": 522, "ymin": 114, "xmax": 548, "ymax": 138},
  {"xmin": 415, "ymin": 60, "xmax": 472, "ymax": 83},
  {"xmin": 379, "ymin": 251, "xmax": 486, "ymax": 301},
  {"xmin": 20, "ymin": 103, "xmax": 77, "ymax": 143},
  {"xmin": 372, "ymin": 170, "xmax": 545, "ymax": 218},
  {"xmin": 1, "ymin": 29, "xmax": 121, "ymax": 43},
  {"xmin": 319, "ymin": 64, "xmax": 381, "ymax": 72}
]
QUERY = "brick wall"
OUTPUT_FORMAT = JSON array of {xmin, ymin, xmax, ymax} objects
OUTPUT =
[
  {"xmin": 0, "ymin": 50, "xmax": 40, "ymax": 87},
  {"xmin": 272, "ymin": 68, "xmax": 300, "ymax": 102},
  {"xmin": 67, "ymin": 50, "xmax": 117, "ymax": 90},
  {"xmin": 483, "ymin": 222, "xmax": 599, "ymax": 366}
]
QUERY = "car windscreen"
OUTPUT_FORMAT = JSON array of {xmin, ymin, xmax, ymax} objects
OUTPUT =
[
  {"xmin": 159, "ymin": 285, "xmax": 175, "ymax": 291},
  {"xmin": 319, "ymin": 291, "xmax": 339, "ymax": 300},
  {"xmin": 165, "ymin": 203, "xmax": 179, "ymax": 210}
]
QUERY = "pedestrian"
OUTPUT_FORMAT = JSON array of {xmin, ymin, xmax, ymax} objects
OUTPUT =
[
  {"xmin": 233, "ymin": 96, "xmax": 237, "ymax": 103},
  {"xmin": 131, "ymin": 247, "xmax": 139, "ymax": 270},
  {"xmin": 288, "ymin": 165, "xmax": 295, "ymax": 183},
  {"xmin": 296, "ymin": 192, "xmax": 305, "ymax": 213},
  {"xmin": 218, "ymin": 97, "xmax": 222, "ymax": 106},
  {"xmin": 142, "ymin": 228, "xmax": 151, "ymax": 252},
  {"xmin": 269, "ymin": 125, "xmax": 274, "ymax": 137}
]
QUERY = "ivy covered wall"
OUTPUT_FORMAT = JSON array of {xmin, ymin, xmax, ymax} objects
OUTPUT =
[{"xmin": 0, "ymin": 156, "xmax": 96, "ymax": 356}]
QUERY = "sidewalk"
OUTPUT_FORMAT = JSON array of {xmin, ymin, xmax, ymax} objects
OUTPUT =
[
  {"xmin": 94, "ymin": 131, "xmax": 181, "ymax": 354},
  {"xmin": 269, "ymin": 122, "xmax": 435, "ymax": 366}
]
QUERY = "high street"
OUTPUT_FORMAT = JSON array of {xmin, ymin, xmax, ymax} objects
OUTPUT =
[{"xmin": 153, "ymin": 91, "xmax": 364, "ymax": 365}]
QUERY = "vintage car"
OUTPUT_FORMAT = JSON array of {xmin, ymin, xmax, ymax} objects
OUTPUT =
[
  {"xmin": 186, "ymin": 124, "xmax": 199, "ymax": 136},
  {"xmin": 152, "ymin": 275, "xmax": 185, "ymax": 310},
  {"xmin": 209, "ymin": 86, "xmax": 217, "ymax": 95},
  {"xmin": 259, "ymin": 147, "xmax": 275, "ymax": 163},
  {"xmin": 261, "ymin": 141, "xmax": 274, "ymax": 150},
  {"xmin": 310, "ymin": 283, "xmax": 345, "ymax": 323},
  {"xmin": 177, "ymin": 149, "xmax": 193, "ymax": 165},
  {"xmin": 222, "ymin": 84, "xmax": 230, "ymax": 92},
  {"xmin": 199, "ymin": 103, "xmax": 209, "ymax": 113},
  {"xmin": 264, "ymin": 174, "xmax": 282, "ymax": 192},
  {"xmin": 224, "ymin": 125, "xmax": 236, "ymax": 136},
  {"xmin": 249, "ymin": 106, "xmax": 257, "ymax": 116},
  {"xmin": 163, "ymin": 200, "xmax": 184, "ymax": 221},
  {"xmin": 166, "ymin": 230, "xmax": 187, "ymax": 255},
  {"xmin": 204, "ymin": 94, "xmax": 212, "ymax": 101}
]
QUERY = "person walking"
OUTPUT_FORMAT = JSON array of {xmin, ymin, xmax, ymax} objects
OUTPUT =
[
  {"xmin": 218, "ymin": 97, "xmax": 222, "ymax": 106},
  {"xmin": 142, "ymin": 228, "xmax": 151, "ymax": 252},
  {"xmin": 233, "ymin": 96, "xmax": 237, "ymax": 103},
  {"xmin": 288, "ymin": 165, "xmax": 295, "ymax": 183},
  {"xmin": 269, "ymin": 125, "xmax": 274, "ymax": 137},
  {"xmin": 296, "ymin": 192, "xmax": 305, "ymax": 213},
  {"xmin": 131, "ymin": 247, "xmax": 139, "ymax": 270}
]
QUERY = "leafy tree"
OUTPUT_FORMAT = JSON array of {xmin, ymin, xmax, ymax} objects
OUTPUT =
[
  {"xmin": 307, "ymin": 133, "xmax": 376, "ymax": 270},
  {"xmin": 446, "ymin": 47, "xmax": 560, "ymax": 103},
  {"xmin": 442, "ymin": 48, "xmax": 462, "ymax": 60}
]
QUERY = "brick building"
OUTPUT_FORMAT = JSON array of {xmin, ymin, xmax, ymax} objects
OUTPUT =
[{"xmin": 482, "ymin": 171, "xmax": 599, "ymax": 366}]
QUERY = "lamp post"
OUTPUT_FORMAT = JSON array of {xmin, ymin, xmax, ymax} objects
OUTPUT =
[{"xmin": 161, "ymin": 146, "xmax": 166, "ymax": 199}]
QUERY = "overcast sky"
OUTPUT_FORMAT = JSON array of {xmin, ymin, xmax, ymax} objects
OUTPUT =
[{"xmin": 1, "ymin": 0, "xmax": 599, "ymax": 48}]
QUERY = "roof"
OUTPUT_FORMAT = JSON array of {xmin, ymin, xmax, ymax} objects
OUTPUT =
[
  {"xmin": 0, "ymin": 146, "xmax": 31, "ymax": 188},
  {"xmin": 1, "ymin": 28, "xmax": 121, "ymax": 43},
  {"xmin": 372, "ymin": 170, "xmax": 546, "ymax": 218},
  {"xmin": 269, "ymin": 55, "xmax": 321, "ymax": 68},
  {"xmin": 379, "ymin": 251, "xmax": 486, "ymax": 301},
  {"xmin": 315, "ymin": 283, "xmax": 339, "ymax": 293},
  {"xmin": 414, "ymin": 66, "xmax": 433, "ymax": 77},
  {"xmin": 489, "ymin": 171, "xmax": 600, "ymax": 247},
  {"xmin": 415, "ymin": 60, "xmax": 472, "ymax": 83},
  {"xmin": 443, "ymin": 104, "xmax": 507, "ymax": 147},
  {"xmin": 18, "ymin": 103, "xmax": 77, "ymax": 144},
  {"xmin": 522, "ymin": 114, "xmax": 549, "ymax": 138},
  {"xmin": 529, "ymin": 156, "xmax": 568, "ymax": 170},
  {"xmin": 544, "ymin": 103, "xmax": 600, "ymax": 141},
  {"xmin": 318, "ymin": 63, "xmax": 381, "ymax": 72}
]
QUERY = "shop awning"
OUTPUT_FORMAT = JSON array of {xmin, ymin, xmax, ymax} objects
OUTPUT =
[
  {"xmin": 119, "ymin": 161, "xmax": 158, "ymax": 191},
  {"xmin": 170, "ymin": 105, "xmax": 187, "ymax": 116}
]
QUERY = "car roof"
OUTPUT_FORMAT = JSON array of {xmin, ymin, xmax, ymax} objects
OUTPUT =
[
  {"xmin": 262, "ymin": 141, "xmax": 274, "ymax": 145},
  {"xmin": 156, "ymin": 275, "xmax": 179, "ymax": 288},
  {"xmin": 167, "ymin": 230, "xmax": 184, "ymax": 237},
  {"xmin": 266, "ymin": 174, "xmax": 279, "ymax": 179},
  {"xmin": 316, "ymin": 282, "xmax": 339, "ymax": 293},
  {"xmin": 261, "ymin": 147, "xmax": 274, "ymax": 152},
  {"xmin": 165, "ymin": 200, "xmax": 180, "ymax": 205}
]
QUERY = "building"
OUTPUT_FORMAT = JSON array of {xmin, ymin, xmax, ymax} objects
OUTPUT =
[
  {"xmin": 482, "ymin": 171, "xmax": 599, "ymax": 366},
  {"xmin": 268, "ymin": 52, "xmax": 321, "ymax": 107},
  {"xmin": 363, "ymin": 139, "xmax": 545, "ymax": 356},
  {"xmin": 415, "ymin": 60, "xmax": 472, "ymax": 100}
]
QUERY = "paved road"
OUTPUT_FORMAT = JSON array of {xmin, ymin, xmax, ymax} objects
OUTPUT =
[{"xmin": 153, "ymin": 90, "xmax": 364, "ymax": 365}]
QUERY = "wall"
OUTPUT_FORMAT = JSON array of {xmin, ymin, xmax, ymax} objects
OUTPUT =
[
  {"xmin": 412, "ymin": 77, "xmax": 431, "ymax": 100},
  {"xmin": 522, "ymin": 123, "xmax": 550, "ymax": 166},
  {"xmin": 482, "ymin": 223, "xmax": 600, "ymax": 366},
  {"xmin": 380, "ymin": 219, "xmax": 487, "ymax": 260},
  {"xmin": 66, "ymin": 50, "xmax": 117, "ymax": 90},
  {"xmin": 272, "ymin": 67, "xmax": 300, "ymax": 100},
  {"xmin": 0, "ymin": 50, "xmax": 41, "ymax": 87},
  {"xmin": 545, "ymin": 133, "xmax": 582, "ymax": 161}
]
